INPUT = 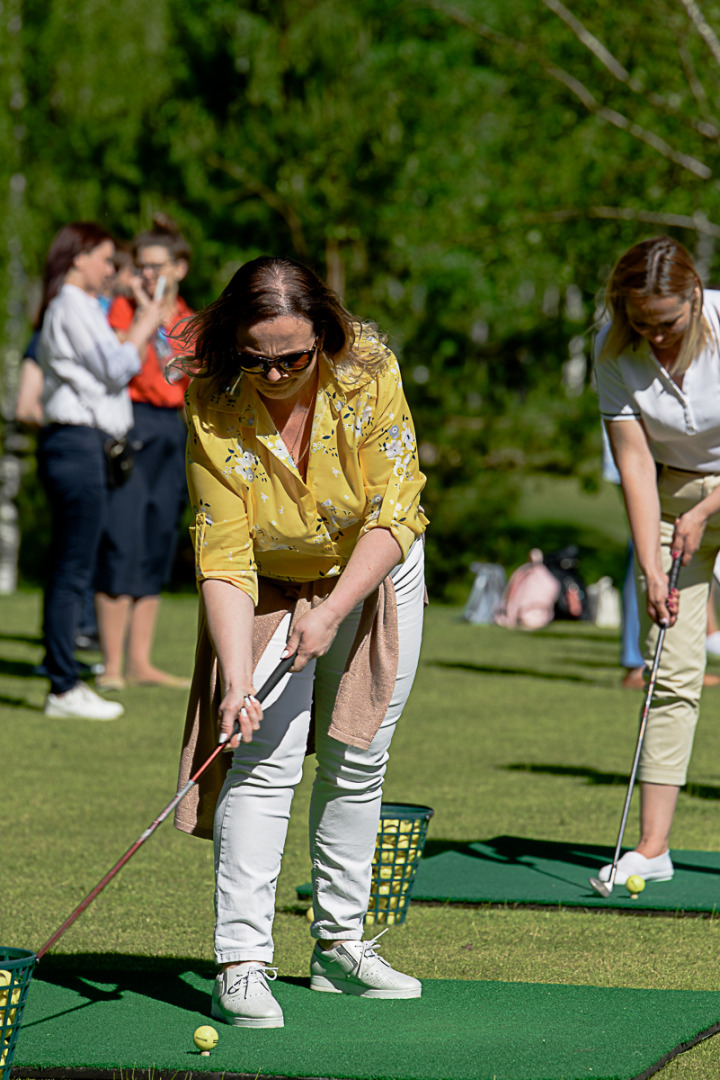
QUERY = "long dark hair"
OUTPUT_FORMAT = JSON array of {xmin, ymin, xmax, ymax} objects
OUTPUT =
[
  {"xmin": 35, "ymin": 222, "xmax": 113, "ymax": 328},
  {"xmin": 179, "ymin": 256, "xmax": 388, "ymax": 384}
]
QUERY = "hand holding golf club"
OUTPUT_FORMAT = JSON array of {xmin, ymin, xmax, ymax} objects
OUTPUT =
[
  {"xmin": 645, "ymin": 549, "xmax": 681, "ymax": 629},
  {"xmin": 218, "ymin": 652, "xmax": 296, "ymax": 748}
]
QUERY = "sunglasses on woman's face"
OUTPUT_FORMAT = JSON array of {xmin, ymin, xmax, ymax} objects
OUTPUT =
[{"xmin": 234, "ymin": 337, "xmax": 320, "ymax": 375}]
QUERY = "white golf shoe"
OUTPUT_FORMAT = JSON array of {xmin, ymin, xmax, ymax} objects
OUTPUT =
[
  {"xmin": 211, "ymin": 964, "xmax": 284, "ymax": 1028},
  {"xmin": 598, "ymin": 850, "xmax": 674, "ymax": 885},
  {"xmin": 310, "ymin": 929, "xmax": 422, "ymax": 998},
  {"xmin": 44, "ymin": 682, "xmax": 124, "ymax": 721}
]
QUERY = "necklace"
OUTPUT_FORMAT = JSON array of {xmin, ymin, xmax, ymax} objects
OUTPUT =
[{"xmin": 285, "ymin": 406, "xmax": 311, "ymax": 467}]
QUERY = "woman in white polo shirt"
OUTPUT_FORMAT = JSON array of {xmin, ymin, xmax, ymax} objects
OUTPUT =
[{"xmin": 595, "ymin": 235, "xmax": 720, "ymax": 885}]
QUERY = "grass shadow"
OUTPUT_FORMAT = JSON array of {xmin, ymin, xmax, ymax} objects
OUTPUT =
[
  {"xmin": 0, "ymin": 631, "xmax": 42, "ymax": 646},
  {"xmin": 536, "ymin": 628, "xmax": 620, "ymax": 643},
  {"xmin": 429, "ymin": 659, "xmax": 611, "ymax": 686},
  {"xmin": 0, "ymin": 658, "xmax": 43, "ymax": 679},
  {"xmin": 0, "ymin": 693, "xmax": 41, "ymax": 710},
  {"xmin": 505, "ymin": 763, "xmax": 720, "ymax": 802}
]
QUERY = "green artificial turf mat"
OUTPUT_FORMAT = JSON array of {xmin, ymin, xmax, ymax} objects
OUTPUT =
[
  {"xmin": 304, "ymin": 837, "xmax": 720, "ymax": 913},
  {"xmin": 407, "ymin": 838, "xmax": 720, "ymax": 911},
  {"xmin": 10, "ymin": 966, "xmax": 720, "ymax": 1080}
]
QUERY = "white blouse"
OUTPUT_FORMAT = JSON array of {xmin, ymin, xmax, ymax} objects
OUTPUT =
[
  {"xmin": 595, "ymin": 290, "xmax": 720, "ymax": 473},
  {"xmin": 39, "ymin": 283, "xmax": 141, "ymax": 440}
]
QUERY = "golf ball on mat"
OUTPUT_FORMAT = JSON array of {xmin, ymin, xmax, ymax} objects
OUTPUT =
[
  {"xmin": 626, "ymin": 875, "xmax": 646, "ymax": 895},
  {"xmin": 193, "ymin": 1026, "xmax": 219, "ymax": 1052}
]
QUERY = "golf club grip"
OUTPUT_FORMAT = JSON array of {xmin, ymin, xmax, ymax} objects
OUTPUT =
[
  {"xmin": 229, "ymin": 652, "xmax": 296, "ymax": 741},
  {"xmin": 256, "ymin": 651, "xmax": 296, "ymax": 702},
  {"xmin": 668, "ymin": 552, "xmax": 682, "ymax": 592}
]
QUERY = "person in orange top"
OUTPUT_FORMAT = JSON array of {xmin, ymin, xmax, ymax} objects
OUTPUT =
[{"xmin": 95, "ymin": 214, "xmax": 193, "ymax": 689}]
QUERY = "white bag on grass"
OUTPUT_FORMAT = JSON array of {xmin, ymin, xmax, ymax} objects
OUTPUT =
[
  {"xmin": 463, "ymin": 562, "xmax": 506, "ymax": 624},
  {"xmin": 586, "ymin": 576, "xmax": 621, "ymax": 628}
]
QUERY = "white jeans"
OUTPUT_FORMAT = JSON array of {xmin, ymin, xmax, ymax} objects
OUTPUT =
[{"xmin": 213, "ymin": 538, "xmax": 425, "ymax": 963}]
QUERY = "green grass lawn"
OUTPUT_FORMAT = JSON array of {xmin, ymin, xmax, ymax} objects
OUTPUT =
[{"xmin": 3, "ymin": 589, "xmax": 720, "ymax": 1077}]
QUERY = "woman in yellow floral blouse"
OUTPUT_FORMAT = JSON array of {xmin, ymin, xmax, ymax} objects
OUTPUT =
[{"xmin": 175, "ymin": 257, "xmax": 428, "ymax": 1029}]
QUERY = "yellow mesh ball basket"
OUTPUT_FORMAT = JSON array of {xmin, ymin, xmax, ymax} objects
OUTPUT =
[{"xmin": 365, "ymin": 803, "xmax": 433, "ymax": 926}]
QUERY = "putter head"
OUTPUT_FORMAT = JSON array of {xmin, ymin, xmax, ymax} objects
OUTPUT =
[{"xmin": 589, "ymin": 875, "xmax": 612, "ymax": 898}]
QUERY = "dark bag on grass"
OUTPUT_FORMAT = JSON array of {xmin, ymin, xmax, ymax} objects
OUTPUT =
[
  {"xmin": 104, "ymin": 436, "xmax": 135, "ymax": 489},
  {"xmin": 543, "ymin": 545, "xmax": 589, "ymax": 620}
]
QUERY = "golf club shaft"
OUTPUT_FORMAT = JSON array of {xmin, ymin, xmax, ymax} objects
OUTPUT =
[
  {"xmin": 606, "ymin": 553, "xmax": 682, "ymax": 889},
  {"xmin": 37, "ymin": 652, "xmax": 296, "ymax": 960}
]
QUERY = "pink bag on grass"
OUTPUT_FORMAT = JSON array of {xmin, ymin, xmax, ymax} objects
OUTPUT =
[{"xmin": 493, "ymin": 549, "xmax": 561, "ymax": 631}]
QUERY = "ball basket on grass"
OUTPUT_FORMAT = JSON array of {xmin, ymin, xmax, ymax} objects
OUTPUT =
[
  {"xmin": 0, "ymin": 948, "xmax": 36, "ymax": 1080},
  {"xmin": 366, "ymin": 803, "xmax": 434, "ymax": 925}
]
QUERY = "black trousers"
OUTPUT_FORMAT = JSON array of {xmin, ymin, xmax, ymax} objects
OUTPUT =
[{"xmin": 38, "ymin": 424, "xmax": 108, "ymax": 694}]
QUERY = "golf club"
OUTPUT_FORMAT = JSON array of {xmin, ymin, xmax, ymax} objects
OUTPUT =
[
  {"xmin": 36, "ymin": 652, "xmax": 296, "ymax": 959},
  {"xmin": 589, "ymin": 553, "xmax": 682, "ymax": 898}
]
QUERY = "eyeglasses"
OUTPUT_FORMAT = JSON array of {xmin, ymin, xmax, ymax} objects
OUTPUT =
[
  {"xmin": 138, "ymin": 260, "xmax": 172, "ymax": 274},
  {"xmin": 234, "ymin": 337, "xmax": 320, "ymax": 375}
]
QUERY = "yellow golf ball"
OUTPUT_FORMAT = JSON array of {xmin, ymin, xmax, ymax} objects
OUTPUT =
[
  {"xmin": 193, "ymin": 1025, "xmax": 219, "ymax": 1052},
  {"xmin": 626, "ymin": 875, "xmax": 646, "ymax": 895}
]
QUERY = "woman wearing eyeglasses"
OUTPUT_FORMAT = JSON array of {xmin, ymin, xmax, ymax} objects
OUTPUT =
[
  {"xmin": 173, "ymin": 256, "xmax": 427, "ymax": 1028},
  {"xmin": 595, "ymin": 235, "xmax": 720, "ymax": 887},
  {"xmin": 96, "ymin": 213, "xmax": 194, "ymax": 690}
]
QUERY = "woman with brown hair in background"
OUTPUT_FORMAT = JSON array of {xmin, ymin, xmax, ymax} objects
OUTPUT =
[{"xmin": 37, "ymin": 222, "xmax": 164, "ymax": 720}]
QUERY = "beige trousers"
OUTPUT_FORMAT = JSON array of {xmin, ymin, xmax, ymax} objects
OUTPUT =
[{"xmin": 636, "ymin": 466, "xmax": 720, "ymax": 785}]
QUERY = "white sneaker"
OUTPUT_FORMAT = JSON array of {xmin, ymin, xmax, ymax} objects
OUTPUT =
[
  {"xmin": 598, "ymin": 850, "xmax": 674, "ymax": 885},
  {"xmin": 211, "ymin": 964, "xmax": 284, "ymax": 1028},
  {"xmin": 44, "ymin": 682, "xmax": 124, "ymax": 721},
  {"xmin": 310, "ymin": 929, "xmax": 422, "ymax": 998}
]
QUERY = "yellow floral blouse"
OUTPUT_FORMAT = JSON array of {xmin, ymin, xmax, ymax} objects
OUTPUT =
[{"xmin": 185, "ymin": 337, "xmax": 428, "ymax": 603}]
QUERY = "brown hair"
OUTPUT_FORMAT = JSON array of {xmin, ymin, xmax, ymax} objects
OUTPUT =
[
  {"xmin": 35, "ymin": 221, "xmax": 113, "ymax": 328},
  {"xmin": 178, "ymin": 255, "xmax": 388, "ymax": 384},
  {"xmin": 133, "ymin": 212, "xmax": 191, "ymax": 264},
  {"xmin": 599, "ymin": 235, "xmax": 710, "ymax": 374}
]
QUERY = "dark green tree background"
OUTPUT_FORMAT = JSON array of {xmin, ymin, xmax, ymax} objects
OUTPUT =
[{"xmin": 4, "ymin": 0, "xmax": 720, "ymax": 595}]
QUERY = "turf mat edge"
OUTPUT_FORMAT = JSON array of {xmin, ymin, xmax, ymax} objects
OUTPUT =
[{"xmin": 12, "ymin": 971, "xmax": 720, "ymax": 1080}]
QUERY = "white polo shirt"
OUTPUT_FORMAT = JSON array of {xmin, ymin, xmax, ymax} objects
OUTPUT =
[
  {"xmin": 595, "ymin": 290, "xmax": 720, "ymax": 473},
  {"xmin": 39, "ymin": 283, "xmax": 141, "ymax": 440}
]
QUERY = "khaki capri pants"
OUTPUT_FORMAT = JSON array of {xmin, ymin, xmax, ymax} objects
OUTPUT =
[{"xmin": 637, "ymin": 465, "xmax": 720, "ymax": 786}]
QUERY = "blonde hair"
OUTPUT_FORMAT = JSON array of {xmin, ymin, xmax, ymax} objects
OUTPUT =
[{"xmin": 598, "ymin": 235, "xmax": 710, "ymax": 375}]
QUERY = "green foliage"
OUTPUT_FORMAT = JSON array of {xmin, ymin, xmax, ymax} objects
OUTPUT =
[{"xmin": 6, "ymin": 0, "xmax": 720, "ymax": 593}]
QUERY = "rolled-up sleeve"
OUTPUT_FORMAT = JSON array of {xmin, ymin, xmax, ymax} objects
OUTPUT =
[
  {"xmin": 358, "ymin": 366, "xmax": 428, "ymax": 559},
  {"xmin": 186, "ymin": 409, "xmax": 258, "ymax": 603}
]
